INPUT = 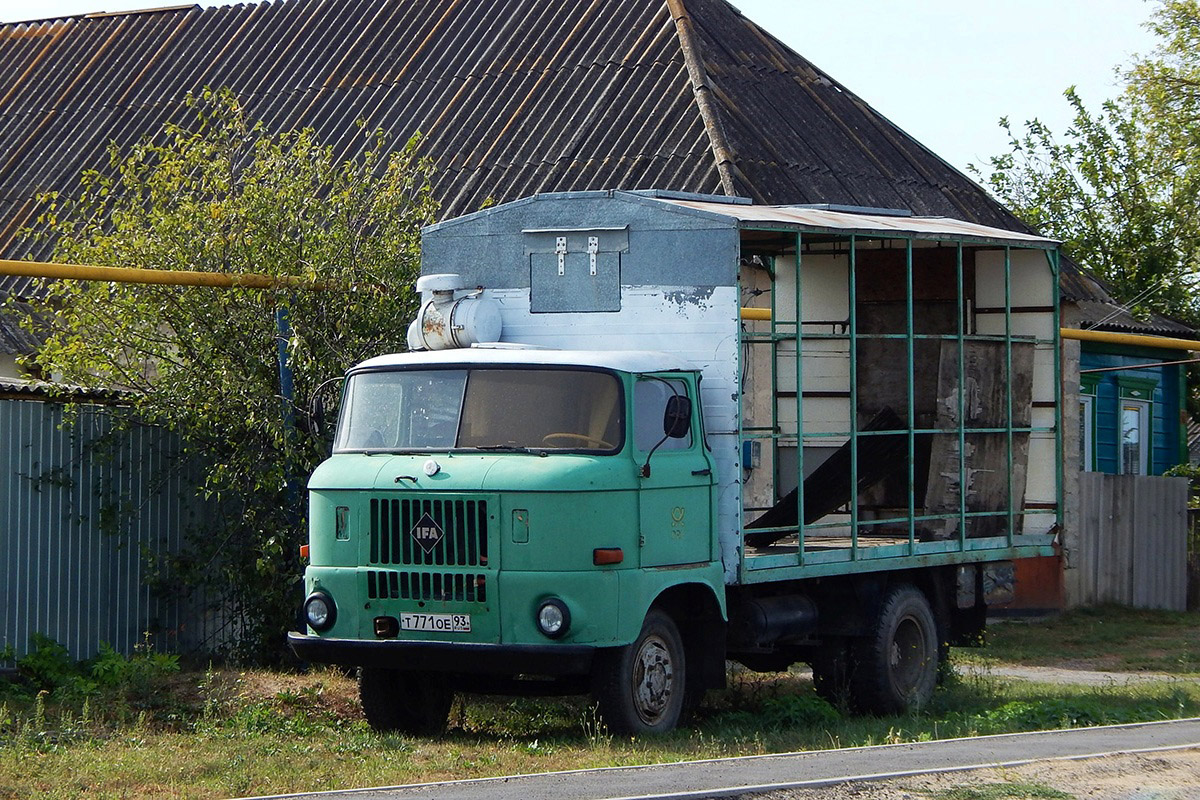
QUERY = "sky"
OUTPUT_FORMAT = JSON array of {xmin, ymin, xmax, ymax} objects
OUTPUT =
[{"xmin": 1, "ymin": 0, "xmax": 1161, "ymax": 177}]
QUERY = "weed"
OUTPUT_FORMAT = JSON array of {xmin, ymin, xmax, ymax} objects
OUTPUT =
[
  {"xmin": 0, "ymin": 611, "xmax": 1197, "ymax": 797},
  {"xmin": 581, "ymin": 703, "xmax": 612, "ymax": 749},
  {"xmin": 930, "ymin": 781, "xmax": 1074, "ymax": 799},
  {"xmin": 717, "ymin": 692, "xmax": 839, "ymax": 731}
]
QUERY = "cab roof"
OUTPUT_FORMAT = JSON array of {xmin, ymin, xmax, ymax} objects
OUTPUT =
[{"xmin": 353, "ymin": 346, "xmax": 690, "ymax": 374}]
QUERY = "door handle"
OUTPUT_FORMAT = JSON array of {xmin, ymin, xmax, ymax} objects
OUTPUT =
[{"xmin": 691, "ymin": 468, "xmax": 711, "ymax": 476}]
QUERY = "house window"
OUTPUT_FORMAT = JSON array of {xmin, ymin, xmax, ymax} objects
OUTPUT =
[
  {"xmin": 1116, "ymin": 375, "xmax": 1157, "ymax": 476},
  {"xmin": 1120, "ymin": 400, "xmax": 1150, "ymax": 474},
  {"xmin": 1080, "ymin": 395, "xmax": 1095, "ymax": 471},
  {"xmin": 1079, "ymin": 375, "xmax": 1098, "ymax": 472}
]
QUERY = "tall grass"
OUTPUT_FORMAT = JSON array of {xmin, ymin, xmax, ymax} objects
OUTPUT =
[{"xmin": 2, "ymin": 613, "xmax": 1199, "ymax": 799}]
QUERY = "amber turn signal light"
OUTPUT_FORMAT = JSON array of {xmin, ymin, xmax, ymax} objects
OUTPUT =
[{"xmin": 593, "ymin": 547, "xmax": 623, "ymax": 565}]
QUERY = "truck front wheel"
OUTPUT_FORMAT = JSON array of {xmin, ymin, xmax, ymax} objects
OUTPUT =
[
  {"xmin": 359, "ymin": 668, "xmax": 453, "ymax": 735},
  {"xmin": 592, "ymin": 610, "xmax": 686, "ymax": 734},
  {"xmin": 849, "ymin": 584, "xmax": 938, "ymax": 715}
]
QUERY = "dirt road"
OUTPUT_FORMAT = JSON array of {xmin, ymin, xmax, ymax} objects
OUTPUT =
[{"xmin": 756, "ymin": 746, "xmax": 1200, "ymax": 799}]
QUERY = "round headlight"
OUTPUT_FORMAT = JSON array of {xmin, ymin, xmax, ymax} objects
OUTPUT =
[
  {"xmin": 536, "ymin": 598, "xmax": 570, "ymax": 639},
  {"xmin": 304, "ymin": 592, "xmax": 336, "ymax": 632}
]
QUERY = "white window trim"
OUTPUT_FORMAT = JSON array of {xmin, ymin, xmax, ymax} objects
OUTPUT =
[
  {"xmin": 1119, "ymin": 399, "xmax": 1151, "ymax": 475},
  {"xmin": 1080, "ymin": 395, "xmax": 1095, "ymax": 472}
]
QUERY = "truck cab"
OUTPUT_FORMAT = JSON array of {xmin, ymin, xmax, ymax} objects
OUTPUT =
[{"xmin": 289, "ymin": 347, "xmax": 727, "ymax": 733}]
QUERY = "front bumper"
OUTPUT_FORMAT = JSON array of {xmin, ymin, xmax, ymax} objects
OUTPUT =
[{"xmin": 287, "ymin": 632, "xmax": 596, "ymax": 675}]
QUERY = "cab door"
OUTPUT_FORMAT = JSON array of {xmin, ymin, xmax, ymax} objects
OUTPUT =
[{"xmin": 634, "ymin": 376, "xmax": 714, "ymax": 567}]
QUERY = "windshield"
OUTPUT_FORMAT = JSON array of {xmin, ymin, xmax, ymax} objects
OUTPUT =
[{"xmin": 334, "ymin": 367, "xmax": 623, "ymax": 453}]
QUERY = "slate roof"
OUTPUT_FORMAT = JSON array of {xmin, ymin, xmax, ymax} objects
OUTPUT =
[
  {"xmin": 1072, "ymin": 299, "xmax": 1196, "ymax": 337},
  {"xmin": 0, "ymin": 0, "xmax": 1024, "ymax": 264},
  {"xmin": 0, "ymin": 377, "xmax": 131, "ymax": 403},
  {"xmin": 0, "ymin": 303, "xmax": 40, "ymax": 355},
  {"xmin": 0, "ymin": 0, "xmax": 1189, "ymax": 340}
]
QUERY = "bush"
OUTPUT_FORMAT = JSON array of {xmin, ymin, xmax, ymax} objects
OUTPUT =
[{"xmin": 1, "ymin": 634, "xmax": 179, "ymax": 711}]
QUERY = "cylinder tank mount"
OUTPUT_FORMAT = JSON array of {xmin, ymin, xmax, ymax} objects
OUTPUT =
[{"xmin": 406, "ymin": 273, "xmax": 503, "ymax": 351}]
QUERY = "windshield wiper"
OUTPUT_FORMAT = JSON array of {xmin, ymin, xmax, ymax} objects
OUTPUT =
[{"xmin": 464, "ymin": 445, "xmax": 551, "ymax": 456}]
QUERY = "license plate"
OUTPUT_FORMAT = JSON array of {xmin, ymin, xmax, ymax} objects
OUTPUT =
[{"xmin": 400, "ymin": 613, "xmax": 471, "ymax": 633}]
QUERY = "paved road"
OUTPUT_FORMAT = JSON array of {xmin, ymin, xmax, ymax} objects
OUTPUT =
[{"xmin": 246, "ymin": 718, "xmax": 1200, "ymax": 800}]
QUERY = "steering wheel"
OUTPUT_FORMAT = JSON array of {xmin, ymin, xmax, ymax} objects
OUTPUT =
[{"xmin": 541, "ymin": 432, "xmax": 615, "ymax": 449}]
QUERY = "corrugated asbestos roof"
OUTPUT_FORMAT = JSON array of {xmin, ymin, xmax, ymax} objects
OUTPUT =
[
  {"xmin": 0, "ymin": 303, "xmax": 40, "ymax": 354},
  {"xmin": 0, "ymin": 377, "xmax": 130, "ymax": 402},
  {"xmin": 1073, "ymin": 299, "xmax": 1196, "ymax": 337},
  {"xmin": 0, "ymin": 0, "xmax": 1184, "ymax": 337}
]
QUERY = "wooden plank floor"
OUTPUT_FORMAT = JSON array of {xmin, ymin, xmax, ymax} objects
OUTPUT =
[{"xmin": 746, "ymin": 532, "xmax": 912, "ymax": 556}]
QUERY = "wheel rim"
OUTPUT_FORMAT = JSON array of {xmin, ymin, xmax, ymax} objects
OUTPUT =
[
  {"xmin": 631, "ymin": 633, "xmax": 675, "ymax": 725},
  {"xmin": 888, "ymin": 615, "xmax": 929, "ymax": 699}
]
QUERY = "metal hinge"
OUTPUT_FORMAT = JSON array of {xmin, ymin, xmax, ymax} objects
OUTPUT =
[
  {"xmin": 556, "ymin": 236, "xmax": 567, "ymax": 276},
  {"xmin": 587, "ymin": 235, "xmax": 599, "ymax": 276}
]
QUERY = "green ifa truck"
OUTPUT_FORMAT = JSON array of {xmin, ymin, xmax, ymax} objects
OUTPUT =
[{"xmin": 288, "ymin": 190, "xmax": 1062, "ymax": 734}]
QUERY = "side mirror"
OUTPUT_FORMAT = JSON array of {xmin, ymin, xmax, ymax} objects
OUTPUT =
[
  {"xmin": 663, "ymin": 395, "xmax": 692, "ymax": 439},
  {"xmin": 310, "ymin": 395, "xmax": 326, "ymax": 438}
]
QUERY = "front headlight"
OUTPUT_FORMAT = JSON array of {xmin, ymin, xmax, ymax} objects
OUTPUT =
[
  {"xmin": 536, "ymin": 598, "xmax": 570, "ymax": 639},
  {"xmin": 304, "ymin": 591, "xmax": 337, "ymax": 632}
]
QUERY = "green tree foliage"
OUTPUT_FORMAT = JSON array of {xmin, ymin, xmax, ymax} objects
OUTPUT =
[
  {"xmin": 975, "ymin": 0, "xmax": 1200, "ymax": 326},
  {"xmin": 15, "ymin": 88, "xmax": 437, "ymax": 662}
]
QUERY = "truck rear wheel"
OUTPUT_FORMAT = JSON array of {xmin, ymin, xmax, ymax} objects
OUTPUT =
[
  {"xmin": 358, "ymin": 668, "xmax": 453, "ymax": 735},
  {"xmin": 849, "ymin": 584, "xmax": 938, "ymax": 715},
  {"xmin": 592, "ymin": 609, "xmax": 686, "ymax": 734}
]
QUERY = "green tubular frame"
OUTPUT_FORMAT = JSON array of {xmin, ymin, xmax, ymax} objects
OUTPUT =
[
  {"xmin": 795, "ymin": 232, "xmax": 805, "ymax": 555},
  {"xmin": 1005, "ymin": 247, "xmax": 1015, "ymax": 545},
  {"xmin": 1053, "ymin": 249, "xmax": 1064, "ymax": 529},
  {"xmin": 957, "ymin": 243, "xmax": 967, "ymax": 547},
  {"xmin": 736, "ymin": 230, "xmax": 1060, "ymax": 584},
  {"xmin": 906, "ymin": 240, "xmax": 916, "ymax": 552},
  {"xmin": 849, "ymin": 237, "xmax": 859, "ymax": 558}
]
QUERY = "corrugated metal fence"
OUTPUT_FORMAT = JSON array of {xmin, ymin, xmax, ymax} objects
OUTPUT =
[
  {"xmin": 1075, "ymin": 472, "xmax": 1188, "ymax": 610},
  {"xmin": 1, "ymin": 395, "xmax": 215, "ymax": 660}
]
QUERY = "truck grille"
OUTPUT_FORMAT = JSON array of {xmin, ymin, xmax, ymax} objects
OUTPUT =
[
  {"xmin": 366, "ymin": 570, "xmax": 487, "ymax": 603},
  {"xmin": 369, "ymin": 497, "xmax": 489, "ymax": 567}
]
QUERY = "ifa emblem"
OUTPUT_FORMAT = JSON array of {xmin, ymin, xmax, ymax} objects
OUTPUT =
[{"xmin": 410, "ymin": 513, "xmax": 444, "ymax": 552}]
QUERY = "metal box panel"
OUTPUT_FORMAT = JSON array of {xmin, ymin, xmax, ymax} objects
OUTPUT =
[{"xmin": 530, "ymin": 252, "xmax": 621, "ymax": 312}]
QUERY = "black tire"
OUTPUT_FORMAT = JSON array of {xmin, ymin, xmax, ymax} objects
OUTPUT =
[
  {"xmin": 592, "ymin": 609, "xmax": 686, "ymax": 735},
  {"xmin": 358, "ymin": 668, "xmax": 453, "ymax": 735},
  {"xmin": 848, "ymin": 584, "xmax": 939, "ymax": 715}
]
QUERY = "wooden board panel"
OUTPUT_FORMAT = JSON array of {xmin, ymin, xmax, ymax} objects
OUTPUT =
[
  {"xmin": 1076, "ymin": 472, "xmax": 1187, "ymax": 610},
  {"xmin": 924, "ymin": 341, "xmax": 1034, "ymax": 539}
]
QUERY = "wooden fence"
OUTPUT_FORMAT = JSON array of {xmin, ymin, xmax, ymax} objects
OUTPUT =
[{"xmin": 1075, "ymin": 472, "xmax": 1188, "ymax": 610}]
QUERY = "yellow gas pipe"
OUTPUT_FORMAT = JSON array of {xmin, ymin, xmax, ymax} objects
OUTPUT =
[{"xmin": 0, "ymin": 258, "xmax": 325, "ymax": 290}]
